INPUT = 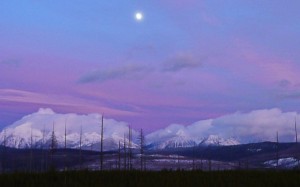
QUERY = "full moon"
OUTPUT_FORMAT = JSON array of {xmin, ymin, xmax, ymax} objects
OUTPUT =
[{"xmin": 135, "ymin": 12, "xmax": 143, "ymax": 21}]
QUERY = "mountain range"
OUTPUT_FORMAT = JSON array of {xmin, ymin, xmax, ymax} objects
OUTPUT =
[{"xmin": 0, "ymin": 108, "xmax": 239, "ymax": 151}]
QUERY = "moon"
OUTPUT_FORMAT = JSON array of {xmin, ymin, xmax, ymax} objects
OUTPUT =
[{"xmin": 135, "ymin": 12, "xmax": 143, "ymax": 21}]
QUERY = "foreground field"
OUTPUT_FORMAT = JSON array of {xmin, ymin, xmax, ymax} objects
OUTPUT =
[{"xmin": 0, "ymin": 170, "xmax": 300, "ymax": 187}]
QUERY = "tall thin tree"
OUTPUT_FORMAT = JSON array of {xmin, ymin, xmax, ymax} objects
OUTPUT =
[
  {"xmin": 41, "ymin": 125, "xmax": 46, "ymax": 171},
  {"xmin": 51, "ymin": 122, "xmax": 58, "ymax": 151},
  {"xmin": 177, "ymin": 154, "xmax": 180, "ymax": 170},
  {"xmin": 123, "ymin": 134, "xmax": 127, "ymax": 170},
  {"xmin": 139, "ymin": 129, "xmax": 145, "ymax": 171},
  {"xmin": 79, "ymin": 125, "xmax": 83, "ymax": 169},
  {"xmin": 295, "ymin": 117, "xmax": 298, "ymax": 144},
  {"xmin": 296, "ymin": 117, "xmax": 300, "ymax": 169},
  {"xmin": 42, "ymin": 125, "xmax": 45, "ymax": 149},
  {"xmin": 63, "ymin": 120, "xmax": 68, "ymax": 187},
  {"xmin": 276, "ymin": 131, "xmax": 279, "ymax": 169},
  {"xmin": 50, "ymin": 122, "xmax": 58, "ymax": 170},
  {"xmin": 128, "ymin": 126, "xmax": 133, "ymax": 170},
  {"xmin": 64, "ymin": 120, "xmax": 67, "ymax": 171},
  {"xmin": 30, "ymin": 127, "xmax": 33, "ymax": 172},
  {"xmin": 1, "ymin": 129, "xmax": 7, "ymax": 173},
  {"xmin": 192, "ymin": 142, "xmax": 196, "ymax": 170},
  {"xmin": 118, "ymin": 141, "xmax": 121, "ymax": 170},
  {"xmin": 100, "ymin": 115, "xmax": 104, "ymax": 171}
]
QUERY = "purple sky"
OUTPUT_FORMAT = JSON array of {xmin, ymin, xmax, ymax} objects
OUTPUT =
[{"xmin": 1, "ymin": 0, "xmax": 300, "ymax": 132}]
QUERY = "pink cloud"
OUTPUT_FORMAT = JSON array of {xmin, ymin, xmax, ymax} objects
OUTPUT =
[
  {"xmin": 235, "ymin": 39, "xmax": 300, "ymax": 87},
  {"xmin": 0, "ymin": 89, "xmax": 137, "ymax": 117},
  {"xmin": 207, "ymin": 38, "xmax": 300, "ymax": 92}
]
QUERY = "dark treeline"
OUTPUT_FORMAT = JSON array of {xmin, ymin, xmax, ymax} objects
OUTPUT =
[{"xmin": 1, "ymin": 170, "xmax": 300, "ymax": 187}]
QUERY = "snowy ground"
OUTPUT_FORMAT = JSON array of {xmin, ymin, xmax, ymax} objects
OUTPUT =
[
  {"xmin": 73, "ymin": 154, "xmax": 238, "ymax": 171},
  {"xmin": 264, "ymin": 157, "xmax": 299, "ymax": 169}
]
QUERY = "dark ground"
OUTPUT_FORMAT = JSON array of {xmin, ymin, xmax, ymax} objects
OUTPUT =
[{"xmin": 0, "ymin": 170, "xmax": 300, "ymax": 187}]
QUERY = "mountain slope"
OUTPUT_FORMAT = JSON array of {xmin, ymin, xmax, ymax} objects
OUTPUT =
[
  {"xmin": 146, "ymin": 125, "xmax": 239, "ymax": 149},
  {"xmin": 0, "ymin": 108, "xmax": 137, "ymax": 151},
  {"xmin": 0, "ymin": 108, "xmax": 240, "ymax": 151}
]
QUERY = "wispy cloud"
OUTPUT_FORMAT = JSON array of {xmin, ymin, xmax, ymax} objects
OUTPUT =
[
  {"xmin": 0, "ymin": 59, "xmax": 21, "ymax": 67},
  {"xmin": 162, "ymin": 53, "xmax": 203, "ymax": 72},
  {"xmin": 0, "ymin": 89, "xmax": 137, "ymax": 117},
  {"xmin": 278, "ymin": 92, "xmax": 300, "ymax": 100},
  {"xmin": 277, "ymin": 79, "xmax": 291, "ymax": 88},
  {"xmin": 78, "ymin": 64, "xmax": 151, "ymax": 84}
]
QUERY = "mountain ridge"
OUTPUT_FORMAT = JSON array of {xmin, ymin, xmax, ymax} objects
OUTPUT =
[{"xmin": 0, "ymin": 108, "xmax": 239, "ymax": 151}]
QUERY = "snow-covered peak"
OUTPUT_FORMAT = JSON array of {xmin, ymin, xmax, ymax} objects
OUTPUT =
[
  {"xmin": 146, "ymin": 124, "xmax": 239, "ymax": 149},
  {"xmin": 200, "ymin": 135, "xmax": 239, "ymax": 146},
  {"xmin": 37, "ymin": 108, "xmax": 56, "ymax": 115},
  {"xmin": 0, "ymin": 108, "xmax": 242, "ymax": 151},
  {"xmin": 0, "ymin": 108, "xmax": 137, "ymax": 150}
]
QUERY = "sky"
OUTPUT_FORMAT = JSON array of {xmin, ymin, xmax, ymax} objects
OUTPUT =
[{"xmin": 1, "ymin": 0, "xmax": 300, "ymax": 133}]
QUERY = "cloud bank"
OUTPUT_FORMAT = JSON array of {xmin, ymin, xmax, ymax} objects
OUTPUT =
[
  {"xmin": 1, "ymin": 108, "xmax": 299, "ymax": 148},
  {"xmin": 147, "ymin": 108, "xmax": 299, "ymax": 143},
  {"xmin": 0, "ymin": 108, "xmax": 137, "ymax": 149}
]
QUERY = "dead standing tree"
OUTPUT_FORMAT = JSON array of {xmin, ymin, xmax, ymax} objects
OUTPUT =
[
  {"xmin": 100, "ymin": 115, "xmax": 104, "ymax": 171},
  {"xmin": 276, "ymin": 131, "xmax": 279, "ymax": 169},
  {"xmin": 295, "ymin": 118, "xmax": 298, "ymax": 144},
  {"xmin": 64, "ymin": 120, "xmax": 67, "ymax": 171},
  {"xmin": 123, "ymin": 134, "xmax": 127, "ymax": 170},
  {"xmin": 50, "ymin": 122, "xmax": 58, "ymax": 170},
  {"xmin": 129, "ymin": 128, "xmax": 131, "ymax": 170},
  {"xmin": 1, "ymin": 129, "xmax": 7, "ymax": 173},
  {"xmin": 128, "ymin": 126, "xmax": 132, "ymax": 170},
  {"xmin": 139, "ymin": 129, "xmax": 145, "ymax": 171},
  {"xmin": 295, "ymin": 118, "xmax": 299, "ymax": 168},
  {"xmin": 79, "ymin": 125, "xmax": 83, "ymax": 169},
  {"xmin": 29, "ymin": 127, "xmax": 33, "ymax": 172},
  {"xmin": 192, "ymin": 142, "xmax": 196, "ymax": 170},
  {"xmin": 41, "ymin": 125, "xmax": 47, "ymax": 172},
  {"xmin": 118, "ymin": 141, "xmax": 121, "ymax": 170}
]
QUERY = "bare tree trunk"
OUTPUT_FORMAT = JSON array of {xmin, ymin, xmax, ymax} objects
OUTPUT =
[
  {"xmin": 50, "ymin": 122, "xmax": 57, "ymax": 170},
  {"xmin": 64, "ymin": 120, "xmax": 67, "ymax": 171},
  {"xmin": 64, "ymin": 120, "xmax": 67, "ymax": 187},
  {"xmin": 123, "ymin": 134, "xmax": 127, "ymax": 170},
  {"xmin": 41, "ymin": 125, "xmax": 46, "ymax": 172},
  {"xmin": 118, "ymin": 141, "xmax": 121, "ymax": 170},
  {"xmin": 41, "ymin": 125, "xmax": 44, "ymax": 171},
  {"xmin": 1, "ymin": 129, "xmax": 7, "ymax": 173},
  {"xmin": 30, "ymin": 127, "xmax": 33, "ymax": 173},
  {"xmin": 100, "ymin": 115, "xmax": 104, "ymax": 171},
  {"xmin": 294, "ymin": 118, "xmax": 299, "ymax": 169},
  {"xmin": 140, "ymin": 129, "xmax": 144, "ymax": 171},
  {"xmin": 177, "ymin": 155, "xmax": 180, "ymax": 170},
  {"xmin": 295, "ymin": 118, "xmax": 298, "ymax": 143},
  {"xmin": 79, "ymin": 125, "xmax": 82, "ymax": 170},
  {"xmin": 276, "ymin": 131, "xmax": 279, "ymax": 169},
  {"xmin": 192, "ymin": 142, "xmax": 195, "ymax": 170},
  {"xmin": 128, "ymin": 126, "xmax": 132, "ymax": 170}
]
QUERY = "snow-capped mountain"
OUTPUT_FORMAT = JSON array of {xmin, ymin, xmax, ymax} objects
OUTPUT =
[
  {"xmin": 199, "ymin": 135, "xmax": 239, "ymax": 146},
  {"xmin": 147, "ymin": 135, "xmax": 239, "ymax": 150},
  {"xmin": 0, "ymin": 108, "xmax": 240, "ymax": 151},
  {"xmin": 146, "ymin": 124, "xmax": 239, "ymax": 149},
  {"xmin": 0, "ymin": 108, "xmax": 138, "ymax": 151}
]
